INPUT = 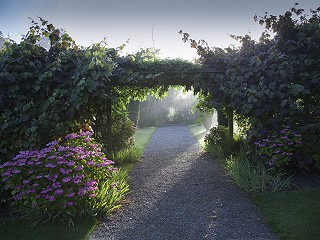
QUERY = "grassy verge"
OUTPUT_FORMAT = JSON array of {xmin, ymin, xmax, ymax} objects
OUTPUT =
[
  {"xmin": 134, "ymin": 126, "xmax": 156, "ymax": 150},
  {"xmin": 187, "ymin": 124, "xmax": 207, "ymax": 147},
  {"xmin": 0, "ymin": 216, "xmax": 97, "ymax": 240},
  {"xmin": 253, "ymin": 188, "xmax": 320, "ymax": 240},
  {"xmin": 116, "ymin": 126, "xmax": 156, "ymax": 172}
]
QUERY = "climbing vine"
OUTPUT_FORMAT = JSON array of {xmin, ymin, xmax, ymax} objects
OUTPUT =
[
  {"xmin": 0, "ymin": 18, "xmax": 202, "ymax": 161},
  {"xmin": 180, "ymin": 4, "xmax": 320, "ymax": 168}
]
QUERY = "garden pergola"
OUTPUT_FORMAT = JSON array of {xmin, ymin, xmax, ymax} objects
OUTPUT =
[{"xmin": 105, "ymin": 67, "xmax": 227, "ymax": 153}]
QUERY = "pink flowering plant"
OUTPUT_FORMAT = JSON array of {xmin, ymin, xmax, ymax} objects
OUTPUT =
[
  {"xmin": 0, "ymin": 131, "xmax": 128, "ymax": 222},
  {"xmin": 254, "ymin": 126, "xmax": 303, "ymax": 168}
]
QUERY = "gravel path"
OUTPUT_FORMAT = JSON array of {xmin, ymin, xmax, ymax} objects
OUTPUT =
[{"xmin": 89, "ymin": 126, "xmax": 276, "ymax": 240}]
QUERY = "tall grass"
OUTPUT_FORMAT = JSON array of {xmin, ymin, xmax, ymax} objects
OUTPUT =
[
  {"xmin": 84, "ymin": 170, "xmax": 129, "ymax": 218},
  {"xmin": 112, "ymin": 146, "xmax": 142, "ymax": 166},
  {"xmin": 226, "ymin": 144, "xmax": 291, "ymax": 193}
]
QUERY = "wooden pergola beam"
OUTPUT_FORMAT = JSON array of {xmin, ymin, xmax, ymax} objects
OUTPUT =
[{"xmin": 109, "ymin": 68, "xmax": 225, "ymax": 87}]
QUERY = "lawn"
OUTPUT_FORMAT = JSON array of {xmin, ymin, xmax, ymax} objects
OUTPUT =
[
  {"xmin": 0, "ymin": 127, "xmax": 156, "ymax": 240},
  {"xmin": 120, "ymin": 126, "xmax": 156, "ymax": 172},
  {"xmin": 187, "ymin": 123, "xmax": 208, "ymax": 147},
  {"xmin": 134, "ymin": 126, "xmax": 156, "ymax": 150},
  {"xmin": 0, "ymin": 216, "xmax": 97, "ymax": 240},
  {"xmin": 253, "ymin": 188, "xmax": 320, "ymax": 240}
]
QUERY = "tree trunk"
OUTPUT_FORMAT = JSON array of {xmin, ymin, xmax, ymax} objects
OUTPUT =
[
  {"xmin": 217, "ymin": 107, "xmax": 228, "ymax": 127},
  {"xmin": 227, "ymin": 108, "xmax": 234, "ymax": 139},
  {"xmin": 106, "ymin": 99, "xmax": 113, "ymax": 155}
]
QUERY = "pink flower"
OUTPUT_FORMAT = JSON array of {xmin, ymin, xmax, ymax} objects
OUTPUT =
[
  {"xmin": 67, "ymin": 193, "xmax": 75, "ymax": 198},
  {"xmin": 78, "ymin": 188, "xmax": 86, "ymax": 196},
  {"xmin": 60, "ymin": 168, "xmax": 72, "ymax": 174},
  {"xmin": 80, "ymin": 131, "xmax": 93, "ymax": 137},
  {"xmin": 75, "ymin": 166, "xmax": 83, "ymax": 171},
  {"xmin": 54, "ymin": 189, "xmax": 63, "ymax": 195},
  {"xmin": 45, "ymin": 163, "xmax": 57, "ymax": 168},
  {"xmin": 46, "ymin": 140, "xmax": 59, "ymax": 147},
  {"xmin": 67, "ymin": 161, "xmax": 75, "ymax": 167},
  {"xmin": 86, "ymin": 180, "xmax": 97, "ymax": 186},
  {"xmin": 45, "ymin": 195, "xmax": 55, "ymax": 202},
  {"xmin": 86, "ymin": 161, "xmax": 95, "ymax": 166},
  {"xmin": 65, "ymin": 133, "xmax": 79, "ymax": 140},
  {"xmin": 27, "ymin": 189, "xmax": 36, "ymax": 194},
  {"xmin": 63, "ymin": 201, "xmax": 75, "ymax": 207},
  {"xmin": 73, "ymin": 178, "xmax": 82, "ymax": 184},
  {"xmin": 52, "ymin": 182, "xmax": 61, "ymax": 189},
  {"xmin": 62, "ymin": 177, "xmax": 71, "ymax": 183}
]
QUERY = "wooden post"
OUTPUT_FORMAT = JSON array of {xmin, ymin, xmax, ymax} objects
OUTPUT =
[
  {"xmin": 217, "ymin": 107, "xmax": 228, "ymax": 127},
  {"xmin": 227, "ymin": 108, "xmax": 234, "ymax": 139},
  {"xmin": 106, "ymin": 99, "xmax": 113, "ymax": 155}
]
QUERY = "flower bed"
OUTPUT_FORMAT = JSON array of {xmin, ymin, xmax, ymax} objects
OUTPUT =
[{"xmin": 0, "ymin": 131, "xmax": 128, "ymax": 223}]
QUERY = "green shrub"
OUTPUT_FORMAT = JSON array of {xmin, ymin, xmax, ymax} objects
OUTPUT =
[
  {"xmin": 204, "ymin": 125, "xmax": 241, "ymax": 158},
  {"xmin": 206, "ymin": 144, "xmax": 225, "ymax": 161},
  {"xmin": 112, "ymin": 115, "xmax": 136, "ymax": 152},
  {"xmin": 314, "ymin": 154, "xmax": 320, "ymax": 170},
  {"xmin": 112, "ymin": 146, "xmax": 142, "ymax": 166},
  {"xmin": 204, "ymin": 126, "xmax": 228, "ymax": 147},
  {"xmin": 0, "ymin": 131, "xmax": 129, "ymax": 224},
  {"xmin": 226, "ymin": 144, "xmax": 291, "ymax": 193},
  {"xmin": 0, "ymin": 185, "xmax": 6, "ymax": 209}
]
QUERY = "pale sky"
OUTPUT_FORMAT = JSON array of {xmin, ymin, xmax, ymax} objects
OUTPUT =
[{"xmin": 0, "ymin": 0, "xmax": 319, "ymax": 60}]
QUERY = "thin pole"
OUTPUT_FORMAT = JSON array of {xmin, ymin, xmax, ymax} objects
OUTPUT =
[{"xmin": 106, "ymin": 99, "xmax": 113, "ymax": 154}]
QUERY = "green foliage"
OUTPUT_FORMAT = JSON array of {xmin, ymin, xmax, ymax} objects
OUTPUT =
[
  {"xmin": 83, "ymin": 169, "xmax": 128, "ymax": 219},
  {"xmin": 181, "ymin": 5, "xmax": 320, "ymax": 170},
  {"xmin": 112, "ymin": 114, "xmax": 136, "ymax": 152},
  {"xmin": 204, "ymin": 126, "xmax": 239, "ymax": 158},
  {"xmin": 226, "ymin": 145, "xmax": 292, "ymax": 193},
  {"xmin": 0, "ymin": 19, "xmax": 118, "ymax": 161},
  {"xmin": 0, "ymin": 131, "xmax": 128, "ymax": 224},
  {"xmin": 314, "ymin": 154, "xmax": 320, "ymax": 170},
  {"xmin": 112, "ymin": 146, "xmax": 142, "ymax": 166},
  {"xmin": 204, "ymin": 126, "xmax": 229, "ymax": 147},
  {"xmin": 0, "ymin": 17, "xmax": 201, "ymax": 162}
]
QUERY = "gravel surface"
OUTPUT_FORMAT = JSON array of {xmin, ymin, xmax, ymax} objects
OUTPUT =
[{"xmin": 89, "ymin": 126, "xmax": 276, "ymax": 240}]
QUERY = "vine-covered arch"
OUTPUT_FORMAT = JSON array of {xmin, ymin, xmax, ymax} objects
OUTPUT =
[
  {"xmin": 0, "ymin": 18, "xmax": 227, "ymax": 159},
  {"xmin": 104, "ymin": 67, "xmax": 225, "ymax": 153}
]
